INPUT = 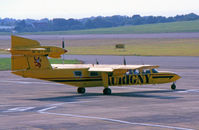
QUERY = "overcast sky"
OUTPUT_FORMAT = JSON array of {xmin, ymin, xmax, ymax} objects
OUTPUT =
[{"xmin": 0, "ymin": 0, "xmax": 199, "ymax": 19}]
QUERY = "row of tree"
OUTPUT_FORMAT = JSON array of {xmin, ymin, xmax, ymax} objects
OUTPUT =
[{"xmin": 0, "ymin": 13, "xmax": 199, "ymax": 32}]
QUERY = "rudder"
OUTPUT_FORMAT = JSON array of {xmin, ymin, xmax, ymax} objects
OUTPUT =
[{"xmin": 11, "ymin": 35, "xmax": 52, "ymax": 71}]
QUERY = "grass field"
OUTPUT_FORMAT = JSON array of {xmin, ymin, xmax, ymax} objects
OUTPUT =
[
  {"xmin": 1, "ymin": 38, "xmax": 199, "ymax": 56},
  {"xmin": 0, "ymin": 49, "xmax": 9, "ymax": 54},
  {"xmin": 0, "ymin": 58, "xmax": 82, "ymax": 71},
  {"xmin": 65, "ymin": 39, "xmax": 199, "ymax": 56},
  {"xmin": 19, "ymin": 20, "xmax": 199, "ymax": 35}
]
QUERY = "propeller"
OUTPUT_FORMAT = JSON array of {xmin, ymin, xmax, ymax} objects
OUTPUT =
[
  {"xmin": 123, "ymin": 56, "xmax": 126, "ymax": 65},
  {"xmin": 62, "ymin": 38, "xmax": 65, "ymax": 49},
  {"xmin": 62, "ymin": 38, "xmax": 65, "ymax": 64},
  {"xmin": 96, "ymin": 59, "xmax": 99, "ymax": 64}
]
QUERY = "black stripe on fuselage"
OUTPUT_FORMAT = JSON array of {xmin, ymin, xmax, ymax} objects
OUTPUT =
[{"xmin": 152, "ymin": 76, "xmax": 173, "ymax": 79}]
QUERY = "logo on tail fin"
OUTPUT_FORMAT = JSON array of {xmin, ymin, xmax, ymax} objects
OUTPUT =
[{"xmin": 34, "ymin": 56, "xmax": 41, "ymax": 68}]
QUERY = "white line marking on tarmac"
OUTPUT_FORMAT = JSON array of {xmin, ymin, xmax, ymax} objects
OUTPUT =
[
  {"xmin": 176, "ymin": 89, "xmax": 199, "ymax": 93},
  {"xmin": 37, "ymin": 101, "xmax": 194, "ymax": 130},
  {"xmin": 47, "ymin": 101, "xmax": 91, "ymax": 107},
  {"xmin": 38, "ymin": 106, "xmax": 57, "ymax": 113},
  {"xmin": 3, "ymin": 107, "xmax": 35, "ymax": 113}
]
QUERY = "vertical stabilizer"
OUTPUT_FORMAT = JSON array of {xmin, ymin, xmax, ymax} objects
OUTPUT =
[
  {"xmin": 11, "ymin": 35, "xmax": 40, "ymax": 49},
  {"xmin": 11, "ymin": 35, "xmax": 52, "ymax": 71}
]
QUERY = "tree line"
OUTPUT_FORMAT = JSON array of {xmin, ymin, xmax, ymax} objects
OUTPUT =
[{"xmin": 0, "ymin": 13, "xmax": 199, "ymax": 32}]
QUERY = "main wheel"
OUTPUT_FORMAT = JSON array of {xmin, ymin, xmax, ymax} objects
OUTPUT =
[
  {"xmin": 103, "ymin": 88, "xmax": 112, "ymax": 95},
  {"xmin": 77, "ymin": 87, "xmax": 86, "ymax": 93},
  {"xmin": 171, "ymin": 83, "xmax": 176, "ymax": 90}
]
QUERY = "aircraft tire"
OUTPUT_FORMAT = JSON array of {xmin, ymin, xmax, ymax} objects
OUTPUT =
[
  {"xmin": 77, "ymin": 87, "xmax": 86, "ymax": 93},
  {"xmin": 171, "ymin": 83, "xmax": 176, "ymax": 90},
  {"xmin": 103, "ymin": 88, "xmax": 112, "ymax": 95}
]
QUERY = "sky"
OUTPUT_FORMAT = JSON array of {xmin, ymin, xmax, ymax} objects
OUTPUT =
[{"xmin": 0, "ymin": 0, "xmax": 199, "ymax": 19}]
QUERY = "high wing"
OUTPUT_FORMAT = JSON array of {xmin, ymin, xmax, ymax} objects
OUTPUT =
[
  {"xmin": 88, "ymin": 64, "xmax": 159, "ymax": 72},
  {"xmin": 51, "ymin": 64, "xmax": 159, "ymax": 72}
]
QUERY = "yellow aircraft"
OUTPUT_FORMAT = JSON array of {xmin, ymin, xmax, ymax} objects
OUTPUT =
[{"xmin": 10, "ymin": 35, "xmax": 181, "ymax": 95}]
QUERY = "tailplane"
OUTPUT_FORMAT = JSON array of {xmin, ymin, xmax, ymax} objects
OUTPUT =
[{"xmin": 10, "ymin": 35, "xmax": 66, "ymax": 71}]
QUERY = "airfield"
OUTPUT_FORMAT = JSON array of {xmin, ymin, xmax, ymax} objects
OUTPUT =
[
  {"xmin": 0, "ymin": 54, "xmax": 199, "ymax": 130},
  {"xmin": 0, "ymin": 33, "xmax": 199, "ymax": 130}
]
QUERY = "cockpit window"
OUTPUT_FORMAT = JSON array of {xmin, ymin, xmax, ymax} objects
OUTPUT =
[
  {"xmin": 152, "ymin": 69, "xmax": 158, "ymax": 73},
  {"xmin": 74, "ymin": 71, "xmax": 82, "ymax": 77}
]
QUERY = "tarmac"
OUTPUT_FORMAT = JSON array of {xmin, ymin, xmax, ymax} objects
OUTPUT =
[{"xmin": 0, "ymin": 56, "xmax": 199, "ymax": 130}]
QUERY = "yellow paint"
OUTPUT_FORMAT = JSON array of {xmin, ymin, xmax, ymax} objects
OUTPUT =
[{"xmin": 10, "ymin": 36, "xmax": 181, "ymax": 93}]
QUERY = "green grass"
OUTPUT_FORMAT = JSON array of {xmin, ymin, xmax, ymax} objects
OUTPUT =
[
  {"xmin": 19, "ymin": 20, "xmax": 199, "ymax": 35},
  {"xmin": 66, "ymin": 39, "xmax": 199, "ymax": 56},
  {"xmin": 0, "ymin": 58, "xmax": 82, "ymax": 71},
  {"xmin": 1, "ymin": 39, "xmax": 199, "ymax": 56},
  {"xmin": 0, "ymin": 58, "xmax": 11, "ymax": 70}
]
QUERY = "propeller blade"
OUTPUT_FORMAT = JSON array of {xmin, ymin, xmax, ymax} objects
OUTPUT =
[
  {"xmin": 62, "ymin": 39, "xmax": 65, "ymax": 48},
  {"xmin": 62, "ymin": 38, "xmax": 65, "ymax": 64},
  {"xmin": 123, "ymin": 57, "xmax": 126, "ymax": 65},
  {"xmin": 96, "ymin": 59, "xmax": 99, "ymax": 64}
]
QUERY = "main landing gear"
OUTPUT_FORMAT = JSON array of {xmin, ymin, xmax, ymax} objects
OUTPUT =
[
  {"xmin": 77, "ymin": 87, "xmax": 112, "ymax": 95},
  {"xmin": 171, "ymin": 83, "xmax": 176, "ymax": 90},
  {"xmin": 103, "ymin": 88, "xmax": 112, "ymax": 95},
  {"xmin": 77, "ymin": 87, "xmax": 86, "ymax": 94}
]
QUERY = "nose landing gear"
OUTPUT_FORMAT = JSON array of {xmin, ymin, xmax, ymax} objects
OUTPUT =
[
  {"xmin": 171, "ymin": 83, "xmax": 176, "ymax": 90},
  {"xmin": 77, "ymin": 87, "xmax": 86, "ymax": 94}
]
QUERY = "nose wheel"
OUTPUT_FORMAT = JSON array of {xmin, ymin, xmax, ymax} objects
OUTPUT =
[
  {"xmin": 103, "ymin": 88, "xmax": 112, "ymax": 95},
  {"xmin": 171, "ymin": 83, "xmax": 176, "ymax": 90},
  {"xmin": 77, "ymin": 87, "xmax": 86, "ymax": 94}
]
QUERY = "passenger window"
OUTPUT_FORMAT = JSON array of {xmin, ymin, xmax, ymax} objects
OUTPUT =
[
  {"xmin": 133, "ymin": 69, "xmax": 139, "ymax": 75},
  {"xmin": 90, "ymin": 72, "xmax": 98, "ymax": 76},
  {"xmin": 152, "ymin": 69, "xmax": 158, "ymax": 73},
  {"xmin": 126, "ymin": 69, "xmax": 133, "ymax": 75},
  {"xmin": 74, "ymin": 71, "xmax": 82, "ymax": 77}
]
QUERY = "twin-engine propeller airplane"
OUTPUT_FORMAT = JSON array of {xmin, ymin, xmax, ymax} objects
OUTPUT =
[{"xmin": 10, "ymin": 35, "xmax": 181, "ymax": 95}]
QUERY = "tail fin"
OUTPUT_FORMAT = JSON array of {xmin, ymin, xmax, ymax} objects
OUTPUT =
[
  {"xmin": 11, "ymin": 35, "xmax": 52, "ymax": 71},
  {"xmin": 11, "ymin": 35, "xmax": 40, "ymax": 48}
]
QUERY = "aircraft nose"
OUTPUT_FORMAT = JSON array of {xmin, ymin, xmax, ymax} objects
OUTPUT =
[
  {"xmin": 64, "ymin": 49, "xmax": 68, "ymax": 53},
  {"xmin": 173, "ymin": 74, "xmax": 181, "ymax": 81}
]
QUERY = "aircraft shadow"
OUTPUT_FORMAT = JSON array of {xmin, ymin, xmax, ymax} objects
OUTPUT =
[
  {"xmin": 30, "ymin": 93, "xmax": 100, "ymax": 102},
  {"xmin": 111, "ymin": 90, "xmax": 181, "ymax": 99},
  {"xmin": 31, "ymin": 89, "xmax": 182, "ymax": 102}
]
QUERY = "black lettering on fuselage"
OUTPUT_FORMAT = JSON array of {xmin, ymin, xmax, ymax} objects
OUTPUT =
[
  {"xmin": 145, "ymin": 75, "xmax": 149, "ymax": 83},
  {"xmin": 138, "ymin": 75, "xmax": 143, "ymax": 84},
  {"xmin": 133, "ymin": 75, "xmax": 137, "ymax": 84},
  {"xmin": 119, "ymin": 77, "xmax": 122, "ymax": 85},
  {"xmin": 108, "ymin": 74, "xmax": 151, "ymax": 86},
  {"xmin": 126, "ymin": 75, "xmax": 129, "ymax": 84},
  {"xmin": 122, "ymin": 77, "xmax": 126, "ymax": 84},
  {"xmin": 130, "ymin": 75, "xmax": 133, "ymax": 84}
]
